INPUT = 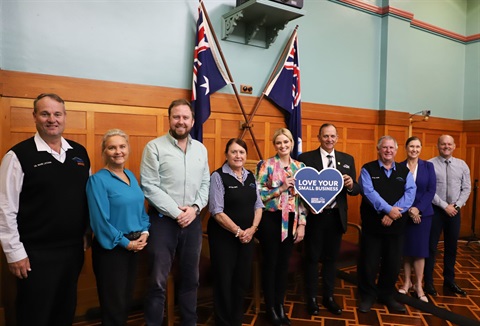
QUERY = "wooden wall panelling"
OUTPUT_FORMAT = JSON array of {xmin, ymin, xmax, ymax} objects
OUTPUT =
[
  {"xmin": 465, "ymin": 127, "xmax": 480, "ymax": 237},
  {"xmin": 1, "ymin": 71, "xmax": 479, "ymax": 323},
  {"xmin": 0, "ymin": 70, "xmax": 189, "ymax": 109}
]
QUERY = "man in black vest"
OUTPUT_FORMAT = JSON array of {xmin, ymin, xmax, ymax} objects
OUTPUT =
[
  {"xmin": 357, "ymin": 136, "xmax": 416, "ymax": 313},
  {"xmin": 298, "ymin": 123, "xmax": 360, "ymax": 315},
  {"xmin": 0, "ymin": 93, "xmax": 91, "ymax": 326}
]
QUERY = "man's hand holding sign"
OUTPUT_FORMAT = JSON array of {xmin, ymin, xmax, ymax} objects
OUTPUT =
[{"xmin": 294, "ymin": 167, "xmax": 344, "ymax": 214}]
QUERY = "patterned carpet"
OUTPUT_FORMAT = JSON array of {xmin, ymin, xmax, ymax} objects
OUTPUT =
[{"xmin": 75, "ymin": 240, "xmax": 480, "ymax": 326}]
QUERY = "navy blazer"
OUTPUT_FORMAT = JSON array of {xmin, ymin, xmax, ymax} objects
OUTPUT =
[
  {"xmin": 297, "ymin": 148, "xmax": 361, "ymax": 232},
  {"xmin": 400, "ymin": 158, "xmax": 436, "ymax": 217}
]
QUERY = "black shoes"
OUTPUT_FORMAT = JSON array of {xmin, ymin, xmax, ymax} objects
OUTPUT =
[
  {"xmin": 265, "ymin": 306, "xmax": 282, "ymax": 326},
  {"xmin": 424, "ymin": 283, "xmax": 438, "ymax": 296},
  {"xmin": 266, "ymin": 304, "xmax": 290, "ymax": 326},
  {"xmin": 358, "ymin": 297, "xmax": 374, "ymax": 313},
  {"xmin": 443, "ymin": 281, "xmax": 467, "ymax": 296},
  {"xmin": 275, "ymin": 304, "xmax": 291, "ymax": 326},
  {"xmin": 378, "ymin": 297, "xmax": 406, "ymax": 313},
  {"xmin": 306, "ymin": 297, "xmax": 320, "ymax": 315},
  {"xmin": 322, "ymin": 297, "xmax": 342, "ymax": 315}
]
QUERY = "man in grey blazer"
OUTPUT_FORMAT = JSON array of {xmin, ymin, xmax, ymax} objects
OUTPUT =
[{"xmin": 298, "ymin": 123, "xmax": 361, "ymax": 315}]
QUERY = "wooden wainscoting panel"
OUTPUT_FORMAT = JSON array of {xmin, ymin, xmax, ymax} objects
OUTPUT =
[
  {"xmin": 216, "ymin": 118, "xmax": 244, "ymax": 139},
  {"xmin": 203, "ymin": 137, "xmax": 217, "ymax": 171},
  {"xmin": 464, "ymin": 119, "xmax": 480, "ymax": 132},
  {"xmin": 4, "ymin": 132, "xmax": 36, "ymax": 152},
  {"xmin": 62, "ymin": 134, "xmax": 87, "ymax": 148},
  {"xmin": 203, "ymin": 117, "xmax": 216, "ymax": 135},
  {"xmin": 66, "ymin": 111, "xmax": 88, "ymax": 131},
  {"xmin": 127, "ymin": 136, "xmax": 158, "ymax": 177},
  {"xmin": 2, "ymin": 71, "xmax": 480, "ymax": 323},
  {"xmin": 94, "ymin": 112, "xmax": 158, "ymax": 136},
  {"xmin": 379, "ymin": 109, "xmax": 410, "ymax": 127},
  {"xmin": 423, "ymin": 116, "xmax": 464, "ymax": 133},
  {"xmin": 0, "ymin": 70, "xmax": 189, "ymax": 109},
  {"xmin": 10, "ymin": 106, "xmax": 33, "ymax": 129},
  {"xmin": 347, "ymin": 127, "xmax": 376, "ymax": 142},
  {"xmin": 467, "ymin": 131, "xmax": 480, "ymax": 145},
  {"xmin": 302, "ymin": 102, "xmax": 379, "ymax": 125}
]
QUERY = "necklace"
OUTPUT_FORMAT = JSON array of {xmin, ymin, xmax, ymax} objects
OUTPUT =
[{"xmin": 232, "ymin": 169, "xmax": 243, "ymax": 180}]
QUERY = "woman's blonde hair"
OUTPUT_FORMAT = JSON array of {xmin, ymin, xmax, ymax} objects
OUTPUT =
[
  {"xmin": 272, "ymin": 128, "xmax": 294, "ymax": 152},
  {"xmin": 101, "ymin": 129, "xmax": 129, "ymax": 152},
  {"xmin": 101, "ymin": 129, "xmax": 129, "ymax": 164}
]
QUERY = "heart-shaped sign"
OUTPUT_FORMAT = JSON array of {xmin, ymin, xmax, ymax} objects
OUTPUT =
[{"xmin": 294, "ymin": 167, "xmax": 344, "ymax": 214}]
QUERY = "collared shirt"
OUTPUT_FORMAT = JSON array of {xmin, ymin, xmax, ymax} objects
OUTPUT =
[
  {"xmin": 140, "ymin": 132, "xmax": 210, "ymax": 219},
  {"xmin": 0, "ymin": 133, "xmax": 74, "ymax": 263},
  {"xmin": 86, "ymin": 169, "xmax": 150, "ymax": 250},
  {"xmin": 429, "ymin": 155, "xmax": 471, "ymax": 209},
  {"xmin": 319, "ymin": 148, "xmax": 336, "ymax": 169},
  {"xmin": 209, "ymin": 163, "xmax": 264, "ymax": 216},
  {"xmin": 359, "ymin": 160, "xmax": 416, "ymax": 214}
]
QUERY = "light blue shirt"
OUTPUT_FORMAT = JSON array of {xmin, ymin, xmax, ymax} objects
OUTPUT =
[
  {"xmin": 86, "ymin": 169, "xmax": 150, "ymax": 249},
  {"xmin": 140, "ymin": 132, "xmax": 210, "ymax": 219},
  {"xmin": 429, "ymin": 155, "xmax": 471, "ymax": 209},
  {"xmin": 359, "ymin": 160, "xmax": 416, "ymax": 214}
]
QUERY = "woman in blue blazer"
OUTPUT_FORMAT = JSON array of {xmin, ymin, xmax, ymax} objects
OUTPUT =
[{"xmin": 398, "ymin": 136, "xmax": 436, "ymax": 302}]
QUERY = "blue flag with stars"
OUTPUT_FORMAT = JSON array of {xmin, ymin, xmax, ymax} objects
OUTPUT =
[
  {"xmin": 191, "ymin": 2, "xmax": 230, "ymax": 142},
  {"xmin": 265, "ymin": 30, "xmax": 302, "ymax": 158}
]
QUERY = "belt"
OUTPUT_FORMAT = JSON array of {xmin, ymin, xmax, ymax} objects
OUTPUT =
[{"xmin": 124, "ymin": 231, "xmax": 142, "ymax": 240}]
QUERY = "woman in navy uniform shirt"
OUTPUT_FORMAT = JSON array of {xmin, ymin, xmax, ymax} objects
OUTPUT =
[{"xmin": 208, "ymin": 138, "xmax": 263, "ymax": 326}]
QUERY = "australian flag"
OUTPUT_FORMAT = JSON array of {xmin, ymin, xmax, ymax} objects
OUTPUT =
[
  {"xmin": 264, "ymin": 30, "xmax": 302, "ymax": 158},
  {"xmin": 191, "ymin": 2, "xmax": 230, "ymax": 142}
]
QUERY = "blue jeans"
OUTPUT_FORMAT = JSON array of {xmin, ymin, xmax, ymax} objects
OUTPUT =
[{"xmin": 144, "ymin": 215, "xmax": 202, "ymax": 326}]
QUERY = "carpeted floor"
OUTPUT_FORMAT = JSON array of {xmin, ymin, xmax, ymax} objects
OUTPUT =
[{"xmin": 74, "ymin": 240, "xmax": 480, "ymax": 326}]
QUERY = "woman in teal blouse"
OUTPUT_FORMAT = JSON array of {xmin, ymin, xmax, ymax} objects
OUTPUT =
[{"xmin": 86, "ymin": 129, "xmax": 150, "ymax": 326}]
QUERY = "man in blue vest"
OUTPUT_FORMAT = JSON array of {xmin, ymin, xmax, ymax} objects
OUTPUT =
[
  {"xmin": 0, "ymin": 93, "xmax": 91, "ymax": 326},
  {"xmin": 357, "ymin": 136, "xmax": 416, "ymax": 313}
]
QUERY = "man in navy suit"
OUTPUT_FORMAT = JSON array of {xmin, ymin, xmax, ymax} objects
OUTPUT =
[{"xmin": 298, "ymin": 123, "xmax": 360, "ymax": 315}]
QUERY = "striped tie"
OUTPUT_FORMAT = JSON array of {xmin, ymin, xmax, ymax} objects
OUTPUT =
[
  {"xmin": 445, "ymin": 160, "xmax": 451, "ymax": 203},
  {"xmin": 327, "ymin": 155, "xmax": 333, "ymax": 168},
  {"xmin": 327, "ymin": 154, "xmax": 336, "ymax": 208}
]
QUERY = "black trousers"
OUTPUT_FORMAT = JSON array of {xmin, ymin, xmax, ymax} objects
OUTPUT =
[
  {"xmin": 208, "ymin": 220, "xmax": 254, "ymax": 326},
  {"xmin": 92, "ymin": 238, "xmax": 139, "ymax": 326},
  {"xmin": 16, "ymin": 245, "xmax": 84, "ymax": 326},
  {"xmin": 424, "ymin": 206, "xmax": 461, "ymax": 285},
  {"xmin": 357, "ymin": 231, "xmax": 404, "ymax": 301},
  {"xmin": 304, "ymin": 209, "xmax": 343, "ymax": 298},
  {"xmin": 256, "ymin": 211, "xmax": 294, "ymax": 308}
]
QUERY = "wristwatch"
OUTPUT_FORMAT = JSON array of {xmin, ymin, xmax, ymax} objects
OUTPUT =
[
  {"xmin": 193, "ymin": 204, "xmax": 201, "ymax": 216},
  {"xmin": 453, "ymin": 204, "xmax": 461, "ymax": 211}
]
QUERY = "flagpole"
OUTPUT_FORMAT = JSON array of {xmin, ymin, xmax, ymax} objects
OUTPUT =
[
  {"xmin": 240, "ymin": 26, "xmax": 298, "ymax": 140},
  {"xmin": 200, "ymin": 0, "xmax": 263, "ymax": 159}
]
